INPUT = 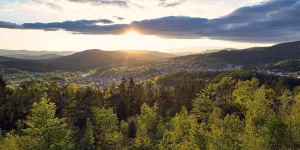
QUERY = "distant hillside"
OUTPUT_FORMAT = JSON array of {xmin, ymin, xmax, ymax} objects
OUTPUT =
[
  {"xmin": 172, "ymin": 52, "xmax": 199, "ymax": 56},
  {"xmin": 3, "ymin": 40, "xmax": 300, "ymax": 72},
  {"xmin": 174, "ymin": 41, "xmax": 300, "ymax": 68},
  {"xmin": 55, "ymin": 51, "xmax": 76, "ymax": 56},
  {"xmin": 119, "ymin": 50, "xmax": 175, "ymax": 59},
  {"xmin": 5, "ymin": 53, "xmax": 62, "ymax": 60},
  {"xmin": 33, "ymin": 54, "xmax": 63, "ymax": 60},
  {"xmin": 0, "ymin": 56, "xmax": 61, "ymax": 72},
  {"xmin": 265, "ymin": 59, "xmax": 300, "ymax": 72},
  {"xmin": 172, "ymin": 48, "xmax": 235, "ymax": 58},
  {"xmin": 171, "ymin": 48, "xmax": 235, "ymax": 56},
  {"xmin": 48, "ymin": 50, "xmax": 175, "ymax": 70},
  {"xmin": 0, "ymin": 49, "xmax": 75, "ymax": 57},
  {"xmin": 200, "ymin": 48, "xmax": 237, "ymax": 54},
  {"xmin": 0, "ymin": 50, "xmax": 174, "ymax": 72}
]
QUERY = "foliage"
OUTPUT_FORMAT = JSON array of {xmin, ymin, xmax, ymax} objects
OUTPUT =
[
  {"xmin": 135, "ymin": 104, "xmax": 164, "ymax": 149},
  {"xmin": 0, "ymin": 70, "xmax": 300, "ymax": 149},
  {"xmin": 22, "ymin": 98, "xmax": 73, "ymax": 150},
  {"xmin": 91, "ymin": 107, "xmax": 122, "ymax": 150}
]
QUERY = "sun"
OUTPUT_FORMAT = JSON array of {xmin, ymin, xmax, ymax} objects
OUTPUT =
[
  {"xmin": 120, "ymin": 30, "xmax": 167, "ymax": 51},
  {"xmin": 124, "ymin": 30, "xmax": 141, "ymax": 37},
  {"xmin": 122, "ymin": 30, "xmax": 144, "ymax": 42}
]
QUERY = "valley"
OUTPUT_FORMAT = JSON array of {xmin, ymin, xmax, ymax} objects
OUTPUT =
[{"xmin": 2, "ymin": 40, "xmax": 300, "ymax": 87}]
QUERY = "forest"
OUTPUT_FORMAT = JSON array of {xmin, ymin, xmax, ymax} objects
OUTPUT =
[{"xmin": 0, "ymin": 70, "xmax": 300, "ymax": 150}]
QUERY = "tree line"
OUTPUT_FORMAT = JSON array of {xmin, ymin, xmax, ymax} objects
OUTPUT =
[{"xmin": 0, "ymin": 70, "xmax": 300, "ymax": 149}]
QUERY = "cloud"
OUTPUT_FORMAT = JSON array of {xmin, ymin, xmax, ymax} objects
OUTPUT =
[
  {"xmin": 67, "ymin": 0, "xmax": 129, "ymax": 7},
  {"xmin": 67, "ymin": 0, "xmax": 184, "ymax": 8},
  {"xmin": 132, "ymin": 0, "xmax": 300, "ymax": 42},
  {"xmin": 21, "ymin": 19, "xmax": 116, "ymax": 33},
  {"xmin": 0, "ymin": 19, "xmax": 117, "ymax": 33},
  {"xmin": 0, "ymin": 21, "xmax": 21, "ymax": 29},
  {"xmin": 158, "ymin": 0, "xmax": 186, "ymax": 7},
  {"xmin": 113, "ymin": 16, "xmax": 124, "ymax": 20},
  {"xmin": 0, "ymin": 0, "xmax": 300, "ymax": 43},
  {"xmin": 32, "ymin": 0, "xmax": 62, "ymax": 11}
]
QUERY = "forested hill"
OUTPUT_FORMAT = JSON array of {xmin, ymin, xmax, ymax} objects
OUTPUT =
[
  {"xmin": 174, "ymin": 40, "xmax": 300, "ymax": 67},
  {"xmin": 5, "ymin": 53, "xmax": 63, "ymax": 60},
  {"xmin": 265, "ymin": 59, "xmax": 300, "ymax": 72},
  {"xmin": 0, "ymin": 56, "xmax": 61, "ymax": 72},
  {"xmin": 47, "ymin": 49, "xmax": 175, "ymax": 70},
  {"xmin": 0, "ymin": 50, "xmax": 175, "ymax": 72},
  {"xmin": 1, "ymin": 70, "xmax": 300, "ymax": 149},
  {"xmin": 2, "ymin": 40, "xmax": 300, "ymax": 72},
  {"xmin": 0, "ymin": 49, "xmax": 75, "ymax": 57}
]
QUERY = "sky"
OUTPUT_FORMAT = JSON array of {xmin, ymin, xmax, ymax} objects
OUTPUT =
[{"xmin": 0, "ymin": 0, "xmax": 299, "ymax": 52}]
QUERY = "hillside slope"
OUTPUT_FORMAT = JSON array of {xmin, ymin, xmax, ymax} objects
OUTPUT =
[
  {"xmin": 5, "ymin": 53, "xmax": 63, "ymax": 60},
  {"xmin": 265, "ymin": 59, "xmax": 300, "ymax": 72},
  {"xmin": 0, "ymin": 49, "xmax": 75, "ymax": 57},
  {"xmin": 48, "ymin": 50, "xmax": 175, "ymax": 70},
  {"xmin": 174, "ymin": 41, "xmax": 300, "ymax": 68},
  {"xmin": 0, "ymin": 56, "xmax": 61, "ymax": 72}
]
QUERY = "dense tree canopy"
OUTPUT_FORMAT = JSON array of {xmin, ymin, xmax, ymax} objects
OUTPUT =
[{"xmin": 0, "ymin": 70, "xmax": 300, "ymax": 149}]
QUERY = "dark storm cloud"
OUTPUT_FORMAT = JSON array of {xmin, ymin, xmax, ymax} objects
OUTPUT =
[{"xmin": 1, "ymin": 0, "xmax": 300, "ymax": 43}]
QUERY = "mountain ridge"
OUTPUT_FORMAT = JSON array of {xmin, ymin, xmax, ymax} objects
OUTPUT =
[
  {"xmin": 174, "ymin": 40, "xmax": 300, "ymax": 68},
  {"xmin": 47, "ymin": 49, "xmax": 175, "ymax": 70},
  {"xmin": 0, "ymin": 49, "xmax": 76, "ymax": 57},
  {"xmin": 2, "ymin": 40, "xmax": 300, "ymax": 72}
]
